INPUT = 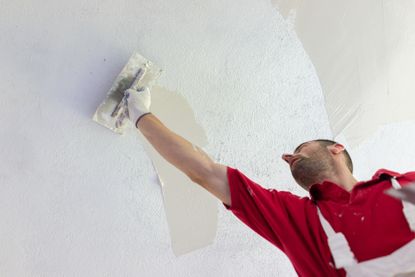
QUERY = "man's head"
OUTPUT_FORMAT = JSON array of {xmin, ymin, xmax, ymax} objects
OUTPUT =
[{"xmin": 282, "ymin": 139, "xmax": 353, "ymax": 190}]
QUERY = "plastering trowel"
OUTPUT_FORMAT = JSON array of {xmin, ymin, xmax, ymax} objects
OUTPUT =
[{"xmin": 93, "ymin": 51, "xmax": 162, "ymax": 134}]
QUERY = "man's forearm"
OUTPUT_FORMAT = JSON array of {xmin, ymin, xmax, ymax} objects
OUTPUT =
[
  {"xmin": 127, "ymin": 88, "xmax": 230, "ymax": 204},
  {"xmin": 136, "ymin": 113, "xmax": 214, "ymax": 183}
]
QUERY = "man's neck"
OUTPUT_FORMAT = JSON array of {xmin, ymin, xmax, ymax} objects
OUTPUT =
[{"xmin": 324, "ymin": 170, "xmax": 358, "ymax": 192}]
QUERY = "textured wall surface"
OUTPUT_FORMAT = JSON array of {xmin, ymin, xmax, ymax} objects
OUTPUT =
[{"xmin": 1, "ymin": 0, "xmax": 414, "ymax": 276}]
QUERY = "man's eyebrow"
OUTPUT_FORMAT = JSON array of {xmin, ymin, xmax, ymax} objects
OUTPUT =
[{"xmin": 294, "ymin": 142, "xmax": 308, "ymax": 153}]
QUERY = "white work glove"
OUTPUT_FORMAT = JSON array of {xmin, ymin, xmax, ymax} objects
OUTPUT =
[{"xmin": 124, "ymin": 87, "xmax": 151, "ymax": 127}]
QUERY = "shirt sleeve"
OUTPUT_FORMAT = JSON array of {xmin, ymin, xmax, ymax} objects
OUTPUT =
[
  {"xmin": 223, "ymin": 166, "xmax": 307, "ymax": 250},
  {"xmin": 223, "ymin": 167, "xmax": 346, "ymax": 276},
  {"xmin": 403, "ymin": 171, "xmax": 415, "ymax": 183}
]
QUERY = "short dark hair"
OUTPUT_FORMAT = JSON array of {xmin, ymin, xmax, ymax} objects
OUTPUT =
[
  {"xmin": 314, "ymin": 139, "xmax": 353, "ymax": 173},
  {"xmin": 294, "ymin": 139, "xmax": 353, "ymax": 173}
]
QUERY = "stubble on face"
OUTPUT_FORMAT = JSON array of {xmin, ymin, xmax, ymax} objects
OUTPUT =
[{"xmin": 291, "ymin": 146, "xmax": 335, "ymax": 190}]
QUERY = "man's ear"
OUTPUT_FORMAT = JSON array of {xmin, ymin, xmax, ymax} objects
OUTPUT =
[{"xmin": 328, "ymin": 143, "xmax": 345, "ymax": 154}]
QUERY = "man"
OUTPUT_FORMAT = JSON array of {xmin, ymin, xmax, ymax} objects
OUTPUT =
[{"xmin": 124, "ymin": 87, "xmax": 415, "ymax": 276}]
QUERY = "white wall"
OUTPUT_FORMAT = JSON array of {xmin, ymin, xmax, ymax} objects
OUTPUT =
[{"xmin": 1, "ymin": 0, "xmax": 414, "ymax": 276}]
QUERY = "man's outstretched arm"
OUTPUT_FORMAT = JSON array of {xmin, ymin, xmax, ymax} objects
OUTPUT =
[{"xmin": 125, "ymin": 87, "xmax": 231, "ymax": 206}]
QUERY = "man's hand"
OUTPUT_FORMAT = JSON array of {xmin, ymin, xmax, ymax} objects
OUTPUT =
[{"xmin": 125, "ymin": 87, "xmax": 151, "ymax": 127}]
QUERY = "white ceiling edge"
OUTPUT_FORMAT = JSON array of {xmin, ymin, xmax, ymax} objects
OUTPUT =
[{"xmin": 272, "ymin": 0, "xmax": 415, "ymax": 148}]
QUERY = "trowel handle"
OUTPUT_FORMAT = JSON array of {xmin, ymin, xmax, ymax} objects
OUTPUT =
[
  {"xmin": 114, "ymin": 94, "xmax": 129, "ymax": 128},
  {"xmin": 130, "ymin": 67, "xmax": 147, "ymax": 91},
  {"xmin": 111, "ymin": 99, "xmax": 125, "ymax": 118}
]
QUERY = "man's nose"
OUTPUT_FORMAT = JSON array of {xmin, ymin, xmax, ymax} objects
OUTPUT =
[{"xmin": 282, "ymin": 154, "xmax": 293, "ymax": 164}]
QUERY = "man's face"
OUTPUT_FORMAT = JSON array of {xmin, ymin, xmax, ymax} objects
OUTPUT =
[{"xmin": 282, "ymin": 141, "xmax": 335, "ymax": 190}]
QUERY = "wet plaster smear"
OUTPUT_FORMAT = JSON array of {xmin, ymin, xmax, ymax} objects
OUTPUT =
[{"xmin": 137, "ymin": 86, "xmax": 217, "ymax": 256}]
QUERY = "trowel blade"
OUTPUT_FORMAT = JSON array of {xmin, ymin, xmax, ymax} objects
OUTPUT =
[{"xmin": 92, "ymin": 51, "xmax": 162, "ymax": 134}]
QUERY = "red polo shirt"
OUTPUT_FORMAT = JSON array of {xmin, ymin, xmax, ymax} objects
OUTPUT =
[{"xmin": 223, "ymin": 167, "xmax": 415, "ymax": 276}]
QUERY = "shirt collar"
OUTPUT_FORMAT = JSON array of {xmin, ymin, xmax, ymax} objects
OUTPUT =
[
  {"xmin": 371, "ymin": 168, "xmax": 403, "ymax": 179},
  {"xmin": 309, "ymin": 169, "xmax": 402, "ymax": 202},
  {"xmin": 309, "ymin": 180, "xmax": 351, "ymax": 202}
]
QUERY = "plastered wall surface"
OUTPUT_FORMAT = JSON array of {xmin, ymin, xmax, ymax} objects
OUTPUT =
[{"xmin": 1, "ymin": 0, "xmax": 415, "ymax": 276}]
